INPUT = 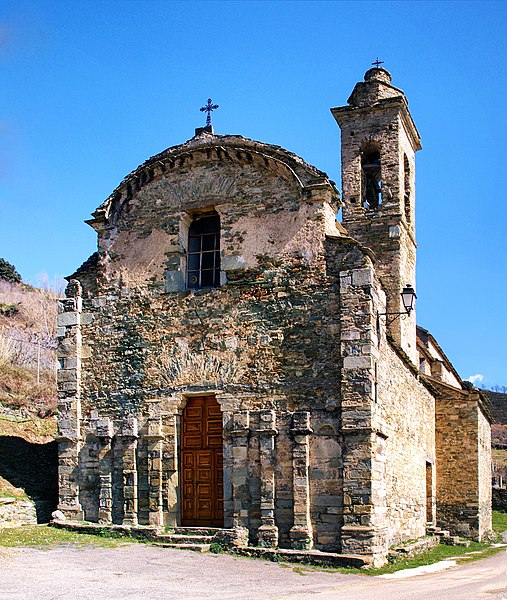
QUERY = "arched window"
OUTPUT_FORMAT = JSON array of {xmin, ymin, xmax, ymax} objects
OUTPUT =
[
  {"xmin": 361, "ymin": 150, "xmax": 382, "ymax": 209},
  {"xmin": 187, "ymin": 212, "xmax": 221, "ymax": 289}
]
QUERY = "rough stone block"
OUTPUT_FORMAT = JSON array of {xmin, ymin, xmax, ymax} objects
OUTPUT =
[
  {"xmin": 57, "ymin": 312, "xmax": 79, "ymax": 327},
  {"xmin": 351, "ymin": 269, "xmax": 373, "ymax": 286}
]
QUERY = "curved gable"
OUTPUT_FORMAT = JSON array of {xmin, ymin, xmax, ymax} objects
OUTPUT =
[{"xmin": 87, "ymin": 133, "xmax": 339, "ymax": 231}]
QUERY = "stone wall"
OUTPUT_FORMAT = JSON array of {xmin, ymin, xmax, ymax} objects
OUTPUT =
[
  {"xmin": 434, "ymin": 385, "xmax": 492, "ymax": 539},
  {"xmin": 57, "ymin": 136, "xmax": 357, "ymax": 552},
  {"xmin": 331, "ymin": 253, "xmax": 435, "ymax": 565},
  {"xmin": 493, "ymin": 487, "xmax": 507, "ymax": 512},
  {"xmin": 0, "ymin": 497, "xmax": 37, "ymax": 527},
  {"xmin": 374, "ymin": 338, "xmax": 435, "ymax": 549}
]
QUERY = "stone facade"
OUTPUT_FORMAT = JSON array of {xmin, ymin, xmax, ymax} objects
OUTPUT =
[{"xmin": 57, "ymin": 67, "xmax": 492, "ymax": 566}]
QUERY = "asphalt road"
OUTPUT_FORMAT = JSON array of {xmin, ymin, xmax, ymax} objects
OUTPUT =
[{"xmin": 0, "ymin": 543, "xmax": 506, "ymax": 600}]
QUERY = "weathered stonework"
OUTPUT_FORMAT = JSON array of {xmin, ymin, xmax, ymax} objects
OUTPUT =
[{"xmin": 57, "ymin": 68, "xmax": 492, "ymax": 566}]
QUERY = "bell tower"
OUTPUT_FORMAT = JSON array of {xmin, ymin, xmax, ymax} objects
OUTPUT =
[{"xmin": 331, "ymin": 67, "xmax": 421, "ymax": 362}]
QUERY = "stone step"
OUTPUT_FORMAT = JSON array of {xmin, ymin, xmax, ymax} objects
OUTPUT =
[
  {"xmin": 433, "ymin": 530, "xmax": 451, "ymax": 538},
  {"xmin": 441, "ymin": 535, "xmax": 469, "ymax": 546},
  {"xmin": 171, "ymin": 527, "xmax": 222, "ymax": 536},
  {"xmin": 231, "ymin": 547, "xmax": 372, "ymax": 569},
  {"xmin": 426, "ymin": 526, "xmax": 451, "ymax": 538},
  {"xmin": 155, "ymin": 534, "xmax": 214, "ymax": 544},
  {"xmin": 154, "ymin": 542, "xmax": 211, "ymax": 553}
]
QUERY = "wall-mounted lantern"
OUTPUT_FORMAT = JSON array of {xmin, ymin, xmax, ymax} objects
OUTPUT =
[
  {"xmin": 378, "ymin": 284, "xmax": 417, "ymax": 327},
  {"xmin": 400, "ymin": 284, "xmax": 417, "ymax": 313}
]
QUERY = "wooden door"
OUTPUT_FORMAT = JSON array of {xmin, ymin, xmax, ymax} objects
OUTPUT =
[{"xmin": 181, "ymin": 396, "xmax": 224, "ymax": 527}]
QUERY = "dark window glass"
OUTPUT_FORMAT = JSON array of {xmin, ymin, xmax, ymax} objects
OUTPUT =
[
  {"xmin": 201, "ymin": 252, "xmax": 215, "ymax": 270},
  {"xmin": 202, "ymin": 234, "xmax": 217, "ymax": 251},
  {"xmin": 187, "ymin": 214, "xmax": 221, "ymax": 289},
  {"xmin": 188, "ymin": 254, "xmax": 200, "ymax": 271},
  {"xmin": 200, "ymin": 270, "xmax": 214, "ymax": 288},
  {"xmin": 188, "ymin": 237, "xmax": 201, "ymax": 253}
]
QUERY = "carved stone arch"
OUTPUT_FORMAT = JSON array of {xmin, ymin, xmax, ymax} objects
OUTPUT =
[{"xmin": 87, "ymin": 135, "xmax": 339, "ymax": 232}]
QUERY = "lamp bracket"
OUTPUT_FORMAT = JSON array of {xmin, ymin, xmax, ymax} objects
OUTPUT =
[{"xmin": 377, "ymin": 310, "xmax": 412, "ymax": 328}]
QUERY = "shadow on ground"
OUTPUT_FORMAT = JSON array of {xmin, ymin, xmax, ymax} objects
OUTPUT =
[{"xmin": 0, "ymin": 436, "xmax": 58, "ymax": 522}]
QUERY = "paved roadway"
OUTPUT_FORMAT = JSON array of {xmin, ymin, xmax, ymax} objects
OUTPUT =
[{"xmin": 0, "ymin": 543, "xmax": 506, "ymax": 600}]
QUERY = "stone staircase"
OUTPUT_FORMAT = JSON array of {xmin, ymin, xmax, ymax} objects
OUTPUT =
[
  {"xmin": 426, "ymin": 525, "xmax": 470, "ymax": 547},
  {"xmin": 49, "ymin": 520, "xmax": 372, "ymax": 567},
  {"xmin": 154, "ymin": 527, "xmax": 223, "ymax": 552}
]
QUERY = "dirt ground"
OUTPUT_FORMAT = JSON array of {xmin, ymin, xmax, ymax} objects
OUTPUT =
[{"xmin": 0, "ymin": 543, "xmax": 506, "ymax": 600}]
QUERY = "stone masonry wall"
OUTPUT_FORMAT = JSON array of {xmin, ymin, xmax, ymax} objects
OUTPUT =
[
  {"xmin": 58, "ymin": 137, "xmax": 358, "ymax": 552},
  {"xmin": 71, "ymin": 251, "xmax": 347, "ymax": 544},
  {"xmin": 374, "ymin": 338, "xmax": 435, "ymax": 549},
  {"xmin": 329, "ymin": 247, "xmax": 434, "ymax": 564},
  {"xmin": 435, "ymin": 389, "xmax": 492, "ymax": 539},
  {"xmin": 332, "ymin": 68, "xmax": 421, "ymax": 365}
]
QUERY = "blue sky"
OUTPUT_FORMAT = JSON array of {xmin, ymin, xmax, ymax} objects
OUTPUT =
[{"xmin": 0, "ymin": 1, "xmax": 505, "ymax": 387}]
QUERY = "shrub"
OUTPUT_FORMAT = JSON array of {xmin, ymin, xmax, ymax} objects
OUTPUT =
[{"xmin": 0, "ymin": 259, "xmax": 21, "ymax": 283}]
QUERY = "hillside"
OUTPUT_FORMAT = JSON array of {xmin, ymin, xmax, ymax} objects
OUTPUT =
[
  {"xmin": 487, "ymin": 391, "xmax": 507, "ymax": 447},
  {"xmin": 0, "ymin": 279, "xmax": 59, "ymax": 524},
  {"xmin": 0, "ymin": 279, "xmax": 58, "ymax": 416}
]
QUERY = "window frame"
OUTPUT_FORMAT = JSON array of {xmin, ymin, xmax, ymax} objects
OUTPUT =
[{"xmin": 186, "ymin": 212, "xmax": 221, "ymax": 290}]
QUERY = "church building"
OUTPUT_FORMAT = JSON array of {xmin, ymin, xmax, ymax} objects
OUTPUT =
[{"xmin": 56, "ymin": 67, "xmax": 492, "ymax": 566}]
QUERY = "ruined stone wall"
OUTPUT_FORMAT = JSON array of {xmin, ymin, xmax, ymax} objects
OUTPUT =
[{"xmin": 435, "ymin": 391, "xmax": 491, "ymax": 539}]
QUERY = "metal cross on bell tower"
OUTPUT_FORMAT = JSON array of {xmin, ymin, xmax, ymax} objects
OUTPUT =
[
  {"xmin": 372, "ymin": 58, "xmax": 384, "ymax": 68},
  {"xmin": 200, "ymin": 98, "xmax": 219, "ymax": 127}
]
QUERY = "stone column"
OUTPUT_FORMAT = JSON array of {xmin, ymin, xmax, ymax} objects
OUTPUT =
[
  {"xmin": 161, "ymin": 410, "xmax": 178, "ymax": 527},
  {"xmin": 118, "ymin": 416, "xmax": 139, "ymax": 526},
  {"xmin": 96, "ymin": 418, "xmax": 113, "ymax": 524},
  {"xmin": 290, "ymin": 411, "xmax": 314, "ymax": 550},
  {"xmin": 56, "ymin": 280, "xmax": 84, "ymax": 520},
  {"xmin": 145, "ymin": 417, "xmax": 165, "ymax": 526},
  {"xmin": 256, "ymin": 409, "xmax": 278, "ymax": 548},
  {"xmin": 339, "ymin": 266, "xmax": 386, "ymax": 562},
  {"xmin": 230, "ymin": 410, "xmax": 250, "ymax": 529}
]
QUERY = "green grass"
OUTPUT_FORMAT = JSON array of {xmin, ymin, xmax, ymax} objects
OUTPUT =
[
  {"xmin": 283, "ymin": 540, "xmax": 505, "ymax": 577},
  {"xmin": 0, "ymin": 525, "xmax": 137, "ymax": 548},
  {"xmin": 282, "ymin": 513, "xmax": 507, "ymax": 577},
  {"xmin": 492, "ymin": 510, "xmax": 507, "ymax": 534}
]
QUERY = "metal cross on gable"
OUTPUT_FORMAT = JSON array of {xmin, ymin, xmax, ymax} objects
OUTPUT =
[
  {"xmin": 200, "ymin": 98, "xmax": 219, "ymax": 126},
  {"xmin": 372, "ymin": 58, "xmax": 384, "ymax": 68}
]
